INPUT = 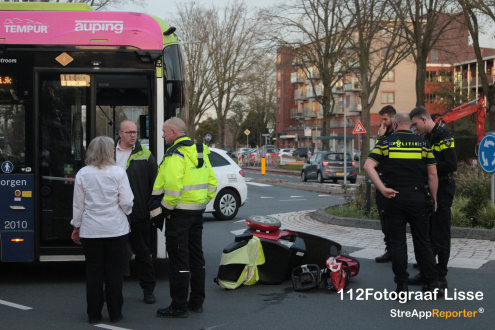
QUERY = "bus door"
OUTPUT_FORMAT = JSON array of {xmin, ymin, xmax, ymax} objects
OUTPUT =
[{"xmin": 38, "ymin": 73, "xmax": 90, "ymax": 256}]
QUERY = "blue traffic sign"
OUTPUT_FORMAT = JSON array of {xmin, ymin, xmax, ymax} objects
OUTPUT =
[
  {"xmin": 205, "ymin": 134, "xmax": 212, "ymax": 141},
  {"xmin": 479, "ymin": 134, "xmax": 495, "ymax": 173},
  {"xmin": 1, "ymin": 161, "xmax": 14, "ymax": 173}
]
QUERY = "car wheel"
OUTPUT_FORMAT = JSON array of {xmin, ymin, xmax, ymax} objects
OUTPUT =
[
  {"xmin": 212, "ymin": 189, "xmax": 239, "ymax": 220},
  {"xmin": 350, "ymin": 179, "xmax": 356, "ymax": 184},
  {"xmin": 317, "ymin": 171, "xmax": 324, "ymax": 183},
  {"xmin": 332, "ymin": 179, "xmax": 338, "ymax": 183},
  {"xmin": 301, "ymin": 171, "xmax": 307, "ymax": 182}
]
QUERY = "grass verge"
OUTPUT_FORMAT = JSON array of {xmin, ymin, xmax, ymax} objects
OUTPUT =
[{"xmin": 325, "ymin": 203, "xmax": 380, "ymax": 220}]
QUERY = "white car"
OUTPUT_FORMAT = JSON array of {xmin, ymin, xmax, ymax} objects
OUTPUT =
[
  {"xmin": 279, "ymin": 148, "xmax": 295, "ymax": 156},
  {"xmin": 205, "ymin": 148, "xmax": 248, "ymax": 220}
]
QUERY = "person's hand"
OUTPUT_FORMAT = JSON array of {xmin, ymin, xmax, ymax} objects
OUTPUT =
[
  {"xmin": 380, "ymin": 187, "xmax": 399, "ymax": 199},
  {"xmin": 166, "ymin": 215, "xmax": 171, "ymax": 219},
  {"xmin": 434, "ymin": 199, "xmax": 437, "ymax": 213},
  {"xmin": 378, "ymin": 123, "xmax": 387, "ymax": 136},
  {"xmin": 71, "ymin": 227, "xmax": 80, "ymax": 245}
]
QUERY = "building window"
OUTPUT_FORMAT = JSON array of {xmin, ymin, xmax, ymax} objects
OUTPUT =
[
  {"xmin": 277, "ymin": 54, "xmax": 281, "ymax": 64},
  {"xmin": 346, "ymin": 95, "xmax": 351, "ymax": 108},
  {"xmin": 277, "ymin": 71, "xmax": 281, "ymax": 81},
  {"xmin": 425, "ymin": 93, "xmax": 437, "ymax": 103},
  {"xmin": 383, "ymin": 70, "xmax": 395, "ymax": 82},
  {"xmin": 431, "ymin": 50, "xmax": 438, "ymax": 64},
  {"xmin": 277, "ymin": 88, "xmax": 281, "ymax": 98},
  {"xmin": 381, "ymin": 48, "xmax": 395, "ymax": 58},
  {"xmin": 426, "ymin": 71, "xmax": 437, "ymax": 82},
  {"xmin": 381, "ymin": 91, "xmax": 395, "ymax": 104}
]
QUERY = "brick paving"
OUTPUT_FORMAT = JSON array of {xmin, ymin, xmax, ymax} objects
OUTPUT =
[{"xmin": 266, "ymin": 210, "xmax": 495, "ymax": 269}]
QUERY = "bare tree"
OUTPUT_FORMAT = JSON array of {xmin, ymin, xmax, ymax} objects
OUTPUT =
[
  {"xmin": 228, "ymin": 101, "xmax": 247, "ymax": 151},
  {"xmin": 3, "ymin": 0, "xmax": 145, "ymax": 11},
  {"xmin": 390, "ymin": 0, "xmax": 461, "ymax": 106},
  {"xmin": 204, "ymin": 0, "xmax": 267, "ymax": 149},
  {"xmin": 171, "ymin": 1, "xmax": 216, "ymax": 140},
  {"xmin": 348, "ymin": 0, "xmax": 412, "ymax": 164},
  {"xmin": 458, "ymin": 0, "xmax": 495, "ymax": 130},
  {"xmin": 266, "ymin": 0, "xmax": 355, "ymax": 150}
]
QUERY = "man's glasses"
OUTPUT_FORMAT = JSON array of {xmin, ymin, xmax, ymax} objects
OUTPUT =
[{"xmin": 122, "ymin": 131, "xmax": 138, "ymax": 136}]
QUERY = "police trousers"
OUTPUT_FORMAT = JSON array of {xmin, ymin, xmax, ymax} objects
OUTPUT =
[
  {"xmin": 165, "ymin": 213, "xmax": 206, "ymax": 311},
  {"xmin": 129, "ymin": 220, "xmax": 156, "ymax": 294},
  {"xmin": 383, "ymin": 193, "xmax": 438, "ymax": 284},
  {"xmin": 375, "ymin": 189, "xmax": 391, "ymax": 251},
  {"xmin": 429, "ymin": 179, "xmax": 456, "ymax": 278}
]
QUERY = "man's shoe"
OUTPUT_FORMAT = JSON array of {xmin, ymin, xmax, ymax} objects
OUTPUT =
[
  {"xmin": 408, "ymin": 273, "xmax": 426, "ymax": 285},
  {"xmin": 144, "ymin": 293, "xmax": 156, "ymax": 304},
  {"xmin": 438, "ymin": 277, "xmax": 448, "ymax": 289},
  {"xmin": 375, "ymin": 251, "xmax": 391, "ymax": 263},
  {"xmin": 110, "ymin": 315, "xmax": 123, "ymax": 323},
  {"xmin": 422, "ymin": 281, "xmax": 444, "ymax": 299},
  {"xmin": 187, "ymin": 303, "xmax": 204, "ymax": 313},
  {"xmin": 391, "ymin": 283, "xmax": 409, "ymax": 301},
  {"xmin": 157, "ymin": 306, "xmax": 188, "ymax": 318},
  {"xmin": 88, "ymin": 315, "xmax": 102, "ymax": 324}
]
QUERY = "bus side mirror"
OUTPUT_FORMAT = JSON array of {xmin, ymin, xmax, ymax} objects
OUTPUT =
[{"xmin": 139, "ymin": 115, "xmax": 149, "ymax": 139}]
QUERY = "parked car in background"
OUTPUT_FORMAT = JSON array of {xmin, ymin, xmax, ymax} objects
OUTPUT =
[
  {"xmin": 279, "ymin": 148, "xmax": 295, "ymax": 156},
  {"xmin": 301, "ymin": 152, "xmax": 357, "ymax": 184},
  {"xmin": 353, "ymin": 149, "xmax": 361, "ymax": 161},
  {"xmin": 292, "ymin": 147, "xmax": 315, "ymax": 158},
  {"xmin": 232, "ymin": 147, "xmax": 251, "ymax": 158},
  {"xmin": 205, "ymin": 148, "xmax": 247, "ymax": 220}
]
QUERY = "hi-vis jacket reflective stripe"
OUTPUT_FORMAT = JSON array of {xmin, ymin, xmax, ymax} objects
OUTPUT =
[
  {"xmin": 426, "ymin": 124, "xmax": 457, "ymax": 180},
  {"xmin": 152, "ymin": 136, "xmax": 218, "ymax": 215}
]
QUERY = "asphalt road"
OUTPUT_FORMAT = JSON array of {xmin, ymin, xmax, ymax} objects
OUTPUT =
[{"xmin": 0, "ymin": 181, "xmax": 493, "ymax": 330}]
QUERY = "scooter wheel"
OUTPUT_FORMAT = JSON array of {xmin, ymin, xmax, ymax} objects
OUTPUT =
[{"xmin": 245, "ymin": 215, "xmax": 281, "ymax": 232}]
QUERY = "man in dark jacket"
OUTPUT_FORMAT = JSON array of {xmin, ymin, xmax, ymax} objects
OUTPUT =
[{"xmin": 116, "ymin": 120, "xmax": 158, "ymax": 304}]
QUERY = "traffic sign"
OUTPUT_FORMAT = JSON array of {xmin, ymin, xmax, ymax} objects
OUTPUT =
[
  {"xmin": 205, "ymin": 134, "xmax": 212, "ymax": 141},
  {"xmin": 352, "ymin": 121, "xmax": 367, "ymax": 134},
  {"xmin": 262, "ymin": 134, "xmax": 271, "ymax": 136},
  {"xmin": 479, "ymin": 134, "xmax": 495, "ymax": 173},
  {"xmin": 244, "ymin": 129, "xmax": 251, "ymax": 135}
]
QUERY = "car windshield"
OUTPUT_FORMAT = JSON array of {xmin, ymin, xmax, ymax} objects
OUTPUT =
[{"xmin": 324, "ymin": 153, "xmax": 352, "ymax": 161}]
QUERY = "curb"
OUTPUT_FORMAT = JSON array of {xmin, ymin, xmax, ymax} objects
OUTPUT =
[
  {"xmin": 243, "ymin": 167, "xmax": 300, "ymax": 176},
  {"xmin": 312, "ymin": 208, "xmax": 495, "ymax": 241}
]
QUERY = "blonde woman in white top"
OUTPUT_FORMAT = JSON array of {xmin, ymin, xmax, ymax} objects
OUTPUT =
[{"xmin": 71, "ymin": 136, "xmax": 134, "ymax": 324}]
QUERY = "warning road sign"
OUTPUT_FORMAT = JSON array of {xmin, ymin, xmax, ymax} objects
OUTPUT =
[{"xmin": 352, "ymin": 121, "xmax": 367, "ymax": 134}]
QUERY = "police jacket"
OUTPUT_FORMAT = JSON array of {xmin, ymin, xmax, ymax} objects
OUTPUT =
[
  {"xmin": 114, "ymin": 139, "xmax": 158, "ymax": 223},
  {"xmin": 368, "ymin": 130, "xmax": 436, "ymax": 187},
  {"xmin": 375, "ymin": 128, "xmax": 394, "ymax": 175},
  {"xmin": 426, "ymin": 124, "xmax": 457, "ymax": 182},
  {"xmin": 151, "ymin": 136, "xmax": 218, "ymax": 219}
]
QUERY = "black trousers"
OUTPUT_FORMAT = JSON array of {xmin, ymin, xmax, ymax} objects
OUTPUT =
[
  {"xmin": 429, "ymin": 179, "xmax": 456, "ymax": 278},
  {"xmin": 165, "ymin": 213, "xmax": 206, "ymax": 311},
  {"xmin": 81, "ymin": 234, "xmax": 129, "ymax": 321},
  {"xmin": 129, "ymin": 220, "xmax": 156, "ymax": 294},
  {"xmin": 383, "ymin": 193, "xmax": 438, "ymax": 284},
  {"xmin": 375, "ymin": 189, "xmax": 391, "ymax": 251}
]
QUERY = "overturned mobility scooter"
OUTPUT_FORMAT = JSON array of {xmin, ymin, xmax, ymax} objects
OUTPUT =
[{"xmin": 214, "ymin": 215, "xmax": 360, "ymax": 292}]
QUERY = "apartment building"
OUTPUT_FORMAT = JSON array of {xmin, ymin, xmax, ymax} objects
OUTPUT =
[{"xmin": 275, "ymin": 16, "xmax": 495, "ymax": 151}]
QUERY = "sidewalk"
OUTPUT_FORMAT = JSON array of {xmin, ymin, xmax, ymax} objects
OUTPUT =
[{"xmin": 266, "ymin": 210, "xmax": 495, "ymax": 270}]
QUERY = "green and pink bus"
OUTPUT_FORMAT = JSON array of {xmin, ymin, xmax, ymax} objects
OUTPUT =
[{"xmin": 0, "ymin": 2, "xmax": 187, "ymax": 262}]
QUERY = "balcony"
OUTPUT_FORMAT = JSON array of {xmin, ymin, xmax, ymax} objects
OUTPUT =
[
  {"xmin": 290, "ymin": 108, "xmax": 303, "ymax": 118},
  {"xmin": 308, "ymin": 67, "xmax": 320, "ymax": 80},
  {"xmin": 348, "ymin": 104, "xmax": 362, "ymax": 112},
  {"xmin": 294, "ymin": 89, "xmax": 308, "ymax": 100},
  {"xmin": 344, "ymin": 79, "xmax": 361, "ymax": 91},
  {"xmin": 303, "ymin": 106, "xmax": 317, "ymax": 118},
  {"xmin": 291, "ymin": 72, "xmax": 305, "ymax": 84},
  {"xmin": 332, "ymin": 86, "xmax": 345, "ymax": 94},
  {"xmin": 330, "ymin": 120, "xmax": 356, "ymax": 128}
]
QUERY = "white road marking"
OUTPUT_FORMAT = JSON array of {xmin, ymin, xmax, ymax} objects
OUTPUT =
[
  {"xmin": 261, "ymin": 197, "xmax": 274, "ymax": 199},
  {"xmin": 246, "ymin": 182, "xmax": 272, "ymax": 187},
  {"xmin": 280, "ymin": 199, "xmax": 307, "ymax": 201},
  {"xmin": 0, "ymin": 299, "xmax": 32, "ymax": 310},
  {"xmin": 319, "ymin": 195, "xmax": 330, "ymax": 197},
  {"xmin": 94, "ymin": 324, "xmax": 132, "ymax": 330},
  {"xmin": 231, "ymin": 229, "xmax": 246, "ymax": 235},
  {"xmin": 291, "ymin": 196, "xmax": 304, "ymax": 198},
  {"xmin": 234, "ymin": 220, "xmax": 245, "ymax": 223}
]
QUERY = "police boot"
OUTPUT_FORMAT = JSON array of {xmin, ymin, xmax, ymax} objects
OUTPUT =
[
  {"xmin": 408, "ymin": 273, "xmax": 426, "ymax": 285},
  {"xmin": 375, "ymin": 250, "xmax": 391, "ymax": 263},
  {"xmin": 391, "ymin": 283, "xmax": 409, "ymax": 302},
  {"xmin": 422, "ymin": 281, "xmax": 444, "ymax": 299}
]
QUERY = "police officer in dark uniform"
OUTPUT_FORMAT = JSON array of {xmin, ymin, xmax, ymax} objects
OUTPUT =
[
  {"xmin": 375, "ymin": 106, "xmax": 396, "ymax": 263},
  {"xmin": 408, "ymin": 106, "xmax": 457, "ymax": 289},
  {"xmin": 364, "ymin": 112, "xmax": 442, "ymax": 296}
]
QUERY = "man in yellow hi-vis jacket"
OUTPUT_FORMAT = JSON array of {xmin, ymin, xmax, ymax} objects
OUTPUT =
[{"xmin": 150, "ymin": 118, "xmax": 217, "ymax": 319}]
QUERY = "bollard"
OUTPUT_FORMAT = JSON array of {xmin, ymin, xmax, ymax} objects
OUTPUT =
[
  {"xmin": 261, "ymin": 156, "xmax": 266, "ymax": 175},
  {"xmin": 365, "ymin": 174, "xmax": 371, "ymax": 215}
]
